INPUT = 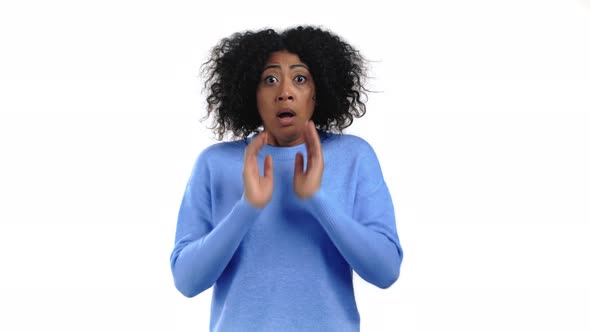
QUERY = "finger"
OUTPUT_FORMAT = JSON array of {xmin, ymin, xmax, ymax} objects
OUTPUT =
[
  {"xmin": 294, "ymin": 152, "xmax": 304, "ymax": 177},
  {"xmin": 304, "ymin": 121, "xmax": 322, "ymax": 170},
  {"xmin": 302, "ymin": 122, "xmax": 312, "ymax": 164},
  {"xmin": 244, "ymin": 132, "xmax": 267, "ymax": 166},
  {"xmin": 263, "ymin": 154, "xmax": 273, "ymax": 180},
  {"xmin": 306, "ymin": 121, "xmax": 321, "ymax": 157},
  {"xmin": 247, "ymin": 131, "xmax": 267, "ymax": 154},
  {"xmin": 243, "ymin": 132, "xmax": 265, "ymax": 176}
]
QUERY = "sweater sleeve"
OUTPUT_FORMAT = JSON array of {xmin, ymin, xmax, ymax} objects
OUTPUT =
[
  {"xmin": 303, "ymin": 143, "xmax": 403, "ymax": 289},
  {"xmin": 170, "ymin": 150, "xmax": 262, "ymax": 297}
]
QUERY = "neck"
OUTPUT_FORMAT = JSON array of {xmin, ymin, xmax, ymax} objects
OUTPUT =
[{"xmin": 266, "ymin": 133, "xmax": 304, "ymax": 147}]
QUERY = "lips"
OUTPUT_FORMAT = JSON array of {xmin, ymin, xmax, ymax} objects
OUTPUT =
[
  {"xmin": 276, "ymin": 108, "xmax": 295, "ymax": 118},
  {"xmin": 276, "ymin": 108, "xmax": 296, "ymax": 126}
]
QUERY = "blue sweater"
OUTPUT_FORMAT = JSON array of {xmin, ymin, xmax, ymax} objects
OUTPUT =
[{"xmin": 171, "ymin": 133, "xmax": 403, "ymax": 331}]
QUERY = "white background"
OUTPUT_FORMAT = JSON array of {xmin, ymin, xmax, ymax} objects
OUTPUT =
[{"xmin": 1, "ymin": 0, "xmax": 589, "ymax": 331}]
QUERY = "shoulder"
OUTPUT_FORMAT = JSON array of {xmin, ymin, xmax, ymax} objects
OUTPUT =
[
  {"xmin": 322, "ymin": 132, "xmax": 377, "ymax": 157},
  {"xmin": 197, "ymin": 140, "xmax": 246, "ymax": 163},
  {"xmin": 190, "ymin": 140, "xmax": 245, "ymax": 177},
  {"xmin": 322, "ymin": 133, "xmax": 384, "ymax": 179},
  {"xmin": 325, "ymin": 134, "xmax": 388, "ymax": 192}
]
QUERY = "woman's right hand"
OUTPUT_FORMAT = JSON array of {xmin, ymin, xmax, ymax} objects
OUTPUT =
[{"xmin": 243, "ymin": 132, "xmax": 273, "ymax": 208}]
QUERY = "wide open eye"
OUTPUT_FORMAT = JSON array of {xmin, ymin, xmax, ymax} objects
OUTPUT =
[
  {"xmin": 294, "ymin": 75, "xmax": 307, "ymax": 84},
  {"xmin": 263, "ymin": 76, "xmax": 278, "ymax": 84}
]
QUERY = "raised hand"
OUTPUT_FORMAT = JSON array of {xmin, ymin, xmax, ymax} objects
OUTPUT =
[
  {"xmin": 243, "ymin": 132, "xmax": 274, "ymax": 208},
  {"xmin": 294, "ymin": 121, "xmax": 324, "ymax": 199}
]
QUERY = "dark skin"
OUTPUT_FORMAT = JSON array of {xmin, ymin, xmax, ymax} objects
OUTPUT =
[
  {"xmin": 255, "ymin": 51, "xmax": 316, "ymax": 147},
  {"xmin": 243, "ymin": 51, "xmax": 324, "ymax": 208},
  {"xmin": 243, "ymin": 120, "xmax": 324, "ymax": 208}
]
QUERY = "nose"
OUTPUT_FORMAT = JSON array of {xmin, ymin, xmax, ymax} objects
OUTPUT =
[{"xmin": 277, "ymin": 82, "xmax": 294, "ymax": 102}]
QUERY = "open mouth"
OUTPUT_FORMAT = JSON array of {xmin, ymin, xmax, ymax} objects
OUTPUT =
[
  {"xmin": 277, "ymin": 110, "xmax": 295, "ymax": 118},
  {"xmin": 276, "ymin": 109, "xmax": 296, "ymax": 126}
]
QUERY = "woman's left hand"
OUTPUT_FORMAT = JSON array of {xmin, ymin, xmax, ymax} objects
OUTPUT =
[{"xmin": 294, "ymin": 120, "xmax": 324, "ymax": 199}]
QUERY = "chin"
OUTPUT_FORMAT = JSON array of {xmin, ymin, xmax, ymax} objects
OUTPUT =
[{"xmin": 272, "ymin": 131, "xmax": 302, "ymax": 146}]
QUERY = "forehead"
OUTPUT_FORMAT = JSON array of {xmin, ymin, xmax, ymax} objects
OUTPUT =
[{"xmin": 264, "ymin": 51, "xmax": 305, "ymax": 67}]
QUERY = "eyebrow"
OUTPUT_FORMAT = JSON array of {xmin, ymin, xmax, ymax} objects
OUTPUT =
[{"xmin": 263, "ymin": 64, "xmax": 309, "ymax": 71}]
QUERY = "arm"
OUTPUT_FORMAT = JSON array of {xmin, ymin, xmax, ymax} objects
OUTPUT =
[
  {"xmin": 294, "ymin": 123, "xmax": 402, "ymax": 288},
  {"xmin": 304, "ymin": 181, "xmax": 402, "ymax": 289},
  {"xmin": 170, "ymin": 192, "xmax": 261, "ymax": 298},
  {"xmin": 170, "ymin": 133, "xmax": 273, "ymax": 297}
]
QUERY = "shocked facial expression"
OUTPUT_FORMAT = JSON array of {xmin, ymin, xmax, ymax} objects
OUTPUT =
[{"xmin": 256, "ymin": 51, "xmax": 316, "ymax": 147}]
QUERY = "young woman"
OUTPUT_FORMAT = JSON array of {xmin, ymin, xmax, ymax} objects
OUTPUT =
[{"xmin": 171, "ymin": 26, "xmax": 403, "ymax": 331}]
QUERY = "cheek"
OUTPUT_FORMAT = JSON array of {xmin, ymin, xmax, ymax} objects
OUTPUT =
[
  {"xmin": 306, "ymin": 84, "xmax": 316, "ymax": 101},
  {"xmin": 256, "ymin": 92, "xmax": 265, "ymax": 107},
  {"xmin": 258, "ymin": 98, "xmax": 270, "ymax": 110},
  {"xmin": 256, "ymin": 94, "xmax": 273, "ymax": 118},
  {"xmin": 257, "ymin": 90, "xmax": 271, "ymax": 103},
  {"xmin": 306, "ymin": 90, "xmax": 316, "ymax": 105}
]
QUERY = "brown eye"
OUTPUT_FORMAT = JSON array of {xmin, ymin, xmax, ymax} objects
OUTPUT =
[
  {"xmin": 264, "ymin": 76, "xmax": 278, "ymax": 84},
  {"xmin": 294, "ymin": 75, "xmax": 307, "ymax": 84}
]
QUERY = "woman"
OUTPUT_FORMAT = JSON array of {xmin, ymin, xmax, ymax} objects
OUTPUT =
[{"xmin": 170, "ymin": 26, "xmax": 403, "ymax": 331}]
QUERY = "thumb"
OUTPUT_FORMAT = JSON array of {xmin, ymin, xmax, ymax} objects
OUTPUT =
[
  {"xmin": 294, "ymin": 152, "xmax": 304, "ymax": 178},
  {"xmin": 263, "ymin": 154, "xmax": 273, "ymax": 180}
]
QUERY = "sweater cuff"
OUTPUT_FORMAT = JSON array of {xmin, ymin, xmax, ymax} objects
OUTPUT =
[
  {"xmin": 229, "ymin": 194, "xmax": 264, "ymax": 227},
  {"xmin": 302, "ymin": 188, "xmax": 340, "ymax": 233}
]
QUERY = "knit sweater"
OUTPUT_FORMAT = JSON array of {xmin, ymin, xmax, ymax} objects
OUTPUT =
[{"xmin": 170, "ymin": 132, "xmax": 403, "ymax": 332}]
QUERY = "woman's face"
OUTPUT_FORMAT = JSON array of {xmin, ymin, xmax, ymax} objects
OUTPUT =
[{"xmin": 256, "ymin": 51, "xmax": 316, "ymax": 147}]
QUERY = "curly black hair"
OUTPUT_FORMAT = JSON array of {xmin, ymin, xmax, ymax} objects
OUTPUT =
[{"xmin": 201, "ymin": 26, "xmax": 368, "ymax": 140}]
